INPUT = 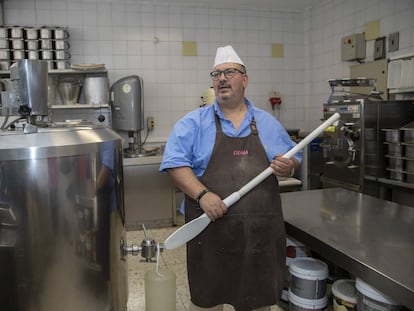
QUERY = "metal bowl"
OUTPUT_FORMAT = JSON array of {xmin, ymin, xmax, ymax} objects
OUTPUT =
[
  {"xmin": 383, "ymin": 129, "xmax": 400, "ymax": 143},
  {"xmin": 406, "ymin": 159, "xmax": 414, "ymax": 174},
  {"xmin": 402, "ymin": 129, "xmax": 414, "ymax": 143},
  {"xmin": 388, "ymin": 169, "xmax": 404, "ymax": 181},
  {"xmin": 386, "ymin": 143, "xmax": 404, "ymax": 157},
  {"xmin": 405, "ymin": 144, "xmax": 414, "ymax": 158},
  {"xmin": 387, "ymin": 157, "xmax": 404, "ymax": 171},
  {"xmin": 57, "ymin": 80, "xmax": 80, "ymax": 105}
]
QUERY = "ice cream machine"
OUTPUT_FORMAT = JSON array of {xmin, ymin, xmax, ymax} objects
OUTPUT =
[{"xmin": 110, "ymin": 75, "xmax": 144, "ymax": 157}]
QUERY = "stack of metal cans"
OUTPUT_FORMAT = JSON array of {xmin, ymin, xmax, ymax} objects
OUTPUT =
[{"xmin": 0, "ymin": 26, "xmax": 71, "ymax": 70}]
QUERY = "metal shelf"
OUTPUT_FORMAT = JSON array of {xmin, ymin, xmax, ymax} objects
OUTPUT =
[
  {"xmin": 0, "ymin": 68, "xmax": 107, "ymax": 76},
  {"xmin": 378, "ymin": 177, "xmax": 414, "ymax": 190},
  {"xmin": 389, "ymin": 87, "xmax": 414, "ymax": 94},
  {"xmin": 50, "ymin": 104, "xmax": 109, "ymax": 109}
]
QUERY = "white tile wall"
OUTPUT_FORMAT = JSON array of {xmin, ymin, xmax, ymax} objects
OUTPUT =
[{"xmin": 3, "ymin": 0, "xmax": 414, "ymax": 140}]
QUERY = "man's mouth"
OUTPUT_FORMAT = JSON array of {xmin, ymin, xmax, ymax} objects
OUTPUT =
[{"xmin": 218, "ymin": 84, "xmax": 230, "ymax": 90}]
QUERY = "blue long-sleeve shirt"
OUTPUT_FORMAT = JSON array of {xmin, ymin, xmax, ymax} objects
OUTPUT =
[{"xmin": 160, "ymin": 97, "xmax": 302, "ymax": 176}]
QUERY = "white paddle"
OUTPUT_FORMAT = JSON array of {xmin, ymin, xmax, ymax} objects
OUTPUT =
[{"xmin": 164, "ymin": 112, "xmax": 341, "ymax": 250}]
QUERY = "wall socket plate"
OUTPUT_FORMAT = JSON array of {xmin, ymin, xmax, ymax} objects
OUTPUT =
[
  {"xmin": 374, "ymin": 37, "xmax": 386, "ymax": 60},
  {"xmin": 388, "ymin": 32, "xmax": 399, "ymax": 52},
  {"xmin": 147, "ymin": 116, "xmax": 155, "ymax": 131}
]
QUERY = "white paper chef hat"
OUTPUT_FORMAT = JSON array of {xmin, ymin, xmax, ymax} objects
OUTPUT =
[{"xmin": 213, "ymin": 45, "xmax": 245, "ymax": 68}]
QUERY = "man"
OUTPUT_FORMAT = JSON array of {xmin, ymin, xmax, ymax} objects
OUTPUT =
[{"xmin": 160, "ymin": 45, "xmax": 301, "ymax": 311}]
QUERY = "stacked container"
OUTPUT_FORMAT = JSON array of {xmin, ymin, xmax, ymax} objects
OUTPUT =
[
  {"xmin": 0, "ymin": 26, "xmax": 11, "ymax": 70},
  {"xmin": 356, "ymin": 278, "xmax": 406, "ymax": 311},
  {"xmin": 401, "ymin": 122, "xmax": 414, "ymax": 183},
  {"xmin": 331, "ymin": 279, "xmax": 357, "ymax": 311},
  {"xmin": 0, "ymin": 25, "xmax": 70, "ymax": 70},
  {"xmin": 383, "ymin": 122, "xmax": 414, "ymax": 183},
  {"xmin": 288, "ymin": 257, "xmax": 329, "ymax": 311}
]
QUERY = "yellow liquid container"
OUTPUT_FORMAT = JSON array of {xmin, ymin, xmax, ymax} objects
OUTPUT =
[{"xmin": 145, "ymin": 267, "xmax": 176, "ymax": 311}]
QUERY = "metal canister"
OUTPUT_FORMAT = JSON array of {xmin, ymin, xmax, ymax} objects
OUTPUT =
[
  {"xmin": 26, "ymin": 40, "xmax": 39, "ymax": 50},
  {"xmin": 55, "ymin": 40, "xmax": 70, "ymax": 50},
  {"xmin": 55, "ymin": 50, "xmax": 71, "ymax": 60},
  {"xmin": 54, "ymin": 28, "xmax": 69, "ymax": 39},
  {"xmin": 11, "ymin": 39, "xmax": 24, "ymax": 50},
  {"xmin": 0, "ymin": 27, "xmax": 9, "ymax": 38},
  {"xmin": 12, "ymin": 49, "xmax": 25, "ymax": 60},
  {"xmin": 10, "ymin": 27, "xmax": 23, "ymax": 38},
  {"xmin": 27, "ymin": 50, "xmax": 39, "ymax": 60},
  {"xmin": 0, "ymin": 38, "xmax": 9, "ymax": 49},
  {"xmin": 41, "ymin": 49, "xmax": 53, "ymax": 60},
  {"xmin": 39, "ymin": 27, "xmax": 53, "ymax": 39},
  {"xmin": 40, "ymin": 39, "xmax": 53, "ymax": 50},
  {"xmin": 0, "ymin": 49, "xmax": 10, "ymax": 60},
  {"xmin": 24, "ymin": 27, "xmax": 39, "ymax": 39}
]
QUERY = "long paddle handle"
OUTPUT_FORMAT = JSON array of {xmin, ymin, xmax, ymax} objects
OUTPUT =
[
  {"xmin": 163, "ymin": 112, "xmax": 340, "ymax": 250},
  {"xmin": 222, "ymin": 112, "xmax": 340, "ymax": 207}
]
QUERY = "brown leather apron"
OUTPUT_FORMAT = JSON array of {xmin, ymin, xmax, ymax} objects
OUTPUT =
[{"xmin": 185, "ymin": 113, "xmax": 286, "ymax": 311}]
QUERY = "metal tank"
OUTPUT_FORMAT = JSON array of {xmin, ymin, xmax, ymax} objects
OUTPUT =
[{"xmin": 0, "ymin": 126, "xmax": 128, "ymax": 311}]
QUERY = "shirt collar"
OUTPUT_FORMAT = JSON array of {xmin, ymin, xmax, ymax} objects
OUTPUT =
[{"xmin": 213, "ymin": 97, "xmax": 254, "ymax": 120}]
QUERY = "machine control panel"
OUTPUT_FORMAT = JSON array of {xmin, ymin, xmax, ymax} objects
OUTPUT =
[
  {"xmin": 324, "ymin": 103, "xmax": 361, "ymax": 118},
  {"xmin": 326, "ymin": 104, "xmax": 359, "ymax": 113}
]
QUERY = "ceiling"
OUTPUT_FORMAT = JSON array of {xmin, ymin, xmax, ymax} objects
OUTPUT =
[{"xmin": 143, "ymin": 0, "xmax": 326, "ymax": 12}]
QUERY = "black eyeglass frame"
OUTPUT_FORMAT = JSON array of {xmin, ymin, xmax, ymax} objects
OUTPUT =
[{"xmin": 209, "ymin": 68, "xmax": 246, "ymax": 81}]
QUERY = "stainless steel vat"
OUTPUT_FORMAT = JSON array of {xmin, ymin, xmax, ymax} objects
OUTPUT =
[{"xmin": 0, "ymin": 126, "xmax": 127, "ymax": 311}]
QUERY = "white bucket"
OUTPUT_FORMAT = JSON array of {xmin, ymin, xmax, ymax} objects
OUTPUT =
[
  {"xmin": 288, "ymin": 289, "xmax": 327, "ymax": 311},
  {"xmin": 355, "ymin": 278, "xmax": 405, "ymax": 311},
  {"xmin": 289, "ymin": 257, "xmax": 329, "ymax": 299},
  {"xmin": 332, "ymin": 279, "xmax": 357, "ymax": 311}
]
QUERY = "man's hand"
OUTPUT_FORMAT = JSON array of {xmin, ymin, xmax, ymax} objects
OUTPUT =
[
  {"xmin": 198, "ymin": 191, "xmax": 228, "ymax": 221},
  {"xmin": 270, "ymin": 155, "xmax": 296, "ymax": 177}
]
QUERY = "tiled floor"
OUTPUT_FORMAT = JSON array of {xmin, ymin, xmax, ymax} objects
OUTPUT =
[{"xmin": 125, "ymin": 226, "xmax": 286, "ymax": 311}]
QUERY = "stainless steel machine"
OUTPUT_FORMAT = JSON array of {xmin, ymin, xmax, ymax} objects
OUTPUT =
[
  {"xmin": 0, "ymin": 60, "xmax": 128, "ymax": 311},
  {"xmin": 321, "ymin": 78, "xmax": 414, "ymax": 195},
  {"xmin": 1, "ymin": 59, "xmax": 48, "ymax": 132},
  {"xmin": 110, "ymin": 75, "xmax": 144, "ymax": 157}
]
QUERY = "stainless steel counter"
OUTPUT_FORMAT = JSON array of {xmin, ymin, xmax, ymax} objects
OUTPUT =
[
  {"xmin": 123, "ymin": 155, "xmax": 164, "ymax": 166},
  {"xmin": 281, "ymin": 188, "xmax": 414, "ymax": 309}
]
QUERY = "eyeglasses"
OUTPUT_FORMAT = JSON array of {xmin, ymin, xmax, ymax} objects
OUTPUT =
[{"xmin": 210, "ymin": 68, "xmax": 245, "ymax": 81}]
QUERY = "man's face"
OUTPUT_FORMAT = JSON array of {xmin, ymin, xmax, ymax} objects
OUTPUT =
[{"xmin": 211, "ymin": 63, "xmax": 248, "ymax": 104}]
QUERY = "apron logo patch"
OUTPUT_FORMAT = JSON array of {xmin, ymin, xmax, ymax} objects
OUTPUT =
[{"xmin": 233, "ymin": 149, "xmax": 249, "ymax": 156}]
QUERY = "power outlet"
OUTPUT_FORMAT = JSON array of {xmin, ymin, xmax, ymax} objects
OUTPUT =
[{"xmin": 147, "ymin": 116, "xmax": 155, "ymax": 131}]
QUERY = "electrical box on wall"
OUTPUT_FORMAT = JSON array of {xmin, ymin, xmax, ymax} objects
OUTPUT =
[
  {"xmin": 374, "ymin": 37, "xmax": 386, "ymax": 60},
  {"xmin": 341, "ymin": 33, "xmax": 366, "ymax": 61}
]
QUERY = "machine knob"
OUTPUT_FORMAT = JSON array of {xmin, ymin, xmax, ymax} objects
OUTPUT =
[
  {"xmin": 97, "ymin": 115, "xmax": 105, "ymax": 123},
  {"xmin": 18, "ymin": 104, "xmax": 31, "ymax": 117},
  {"xmin": 351, "ymin": 129, "xmax": 360, "ymax": 140}
]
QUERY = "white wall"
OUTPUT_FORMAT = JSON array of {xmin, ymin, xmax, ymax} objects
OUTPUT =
[
  {"xmin": 3, "ymin": 0, "xmax": 414, "ymax": 141},
  {"xmin": 305, "ymin": 0, "xmax": 414, "ymax": 130}
]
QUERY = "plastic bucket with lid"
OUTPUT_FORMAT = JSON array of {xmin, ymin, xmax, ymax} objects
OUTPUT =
[
  {"xmin": 332, "ymin": 279, "xmax": 357, "ymax": 311},
  {"xmin": 288, "ymin": 289, "xmax": 327, "ymax": 311},
  {"xmin": 355, "ymin": 278, "xmax": 405, "ymax": 311},
  {"xmin": 289, "ymin": 257, "xmax": 329, "ymax": 299}
]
